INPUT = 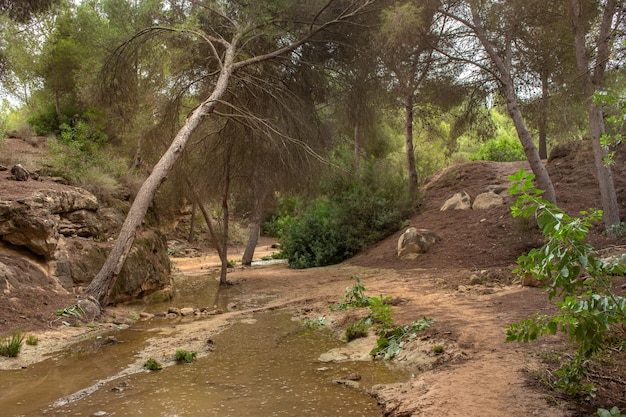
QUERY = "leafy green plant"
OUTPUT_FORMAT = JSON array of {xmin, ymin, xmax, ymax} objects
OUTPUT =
[
  {"xmin": 433, "ymin": 345, "xmax": 444, "ymax": 354},
  {"xmin": 371, "ymin": 318, "xmax": 434, "ymax": 360},
  {"xmin": 329, "ymin": 277, "xmax": 433, "ymax": 359},
  {"xmin": 506, "ymin": 168, "xmax": 626, "ymax": 396},
  {"xmin": 367, "ymin": 295, "xmax": 394, "ymax": 330},
  {"xmin": 598, "ymin": 406, "xmax": 626, "ymax": 417},
  {"xmin": 330, "ymin": 276, "xmax": 371, "ymax": 311},
  {"xmin": 143, "ymin": 357, "xmax": 162, "ymax": 371},
  {"xmin": 0, "ymin": 330, "xmax": 25, "ymax": 357},
  {"xmin": 174, "ymin": 349, "xmax": 197, "ymax": 363},
  {"xmin": 56, "ymin": 305, "xmax": 85, "ymax": 319},
  {"xmin": 25, "ymin": 335, "xmax": 39, "ymax": 346}
]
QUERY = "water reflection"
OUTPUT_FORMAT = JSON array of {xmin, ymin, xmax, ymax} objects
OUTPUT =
[
  {"xmin": 48, "ymin": 313, "xmax": 404, "ymax": 416},
  {"xmin": 0, "ymin": 273, "xmax": 409, "ymax": 417}
]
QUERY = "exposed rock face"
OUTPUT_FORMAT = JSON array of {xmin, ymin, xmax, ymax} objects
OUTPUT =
[
  {"xmin": 440, "ymin": 191, "xmax": 471, "ymax": 211},
  {"xmin": 397, "ymin": 227, "xmax": 440, "ymax": 259},
  {"xmin": 0, "ymin": 184, "xmax": 172, "ymax": 304}
]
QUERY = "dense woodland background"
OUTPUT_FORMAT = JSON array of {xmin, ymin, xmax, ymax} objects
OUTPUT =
[{"xmin": 1, "ymin": 0, "xmax": 626, "ymax": 295}]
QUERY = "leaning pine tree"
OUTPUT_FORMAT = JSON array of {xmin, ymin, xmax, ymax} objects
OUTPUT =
[{"xmin": 84, "ymin": 0, "xmax": 376, "ymax": 309}]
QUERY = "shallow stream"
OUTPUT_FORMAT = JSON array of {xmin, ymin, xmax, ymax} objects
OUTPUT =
[{"xmin": 0, "ymin": 272, "xmax": 409, "ymax": 416}]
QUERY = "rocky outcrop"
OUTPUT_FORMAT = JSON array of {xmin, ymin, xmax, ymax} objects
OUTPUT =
[{"xmin": 0, "ymin": 183, "xmax": 172, "ymax": 304}]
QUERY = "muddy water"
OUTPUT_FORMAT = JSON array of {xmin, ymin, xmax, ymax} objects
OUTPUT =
[{"xmin": 0, "ymin": 274, "xmax": 409, "ymax": 416}]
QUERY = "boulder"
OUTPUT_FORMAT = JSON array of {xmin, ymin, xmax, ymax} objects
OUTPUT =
[
  {"xmin": 10, "ymin": 164, "xmax": 29, "ymax": 181},
  {"xmin": 472, "ymin": 191, "xmax": 504, "ymax": 210},
  {"xmin": 397, "ymin": 227, "xmax": 439, "ymax": 259},
  {"xmin": 440, "ymin": 191, "xmax": 471, "ymax": 211}
]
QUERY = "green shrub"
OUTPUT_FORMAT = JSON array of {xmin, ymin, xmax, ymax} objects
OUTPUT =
[
  {"xmin": 174, "ymin": 349, "xmax": 197, "ymax": 363},
  {"xmin": 345, "ymin": 319, "xmax": 370, "ymax": 342},
  {"xmin": 143, "ymin": 357, "xmax": 162, "ymax": 371},
  {"xmin": 506, "ymin": 169, "xmax": 626, "ymax": 397},
  {"xmin": 330, "ymin": 276, "xmax": 371, "ymax": 310},
  {"xmin": 0, "ymin": 330, "xmax": 25, "ymax": 357},
  {"xmin": 370, "ymin": 318, "xmax": 434, "ymax": 360},
  {"xmin": 470, "ymin": 135, "xmax": 526, "ymax": 162},
  {"xmin": 279, "ymin": 167, "xmax": 409, "ymax": 269}
]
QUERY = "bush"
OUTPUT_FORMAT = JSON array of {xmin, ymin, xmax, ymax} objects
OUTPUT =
[
  {"xmin": 345, "ymin": 320, "xmax": 370, "ymax": 342},
  {"xmin": 143, "ymin": 357, "xmax": 162, "ymax": 371},
  {"xmin": 174, "ymin": 349, "xmax": 197, "ymax": 363},
  {"xmin": 278, "ymin": 163, "xmax": 410, "ymax": 269},
  {"xmin": 471, "ymin": 135, "xmax": 526, "ymax": 162},
  {"xmin": 506, "ymin": 169, "xmax": 626, "ymax": 397}
]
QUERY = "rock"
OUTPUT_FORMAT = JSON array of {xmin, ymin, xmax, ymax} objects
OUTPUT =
[
  {"xmin": 77, "ymin": 297, "xmax": 101, "ymax": 320},
  {"xmin": 440, "ymin": 191, "xmax": 471, "ymax": 211},
  {"xmin": 180, "ymin": 307, "xmax": 195, "ymax": 316},
  {"xmin": 10, "ymin": 164, "xmax": 29, "ymax": 181},
  {"xmin": 332, "ymin": 379, "xmax": 360, "ymax": 388},
  {"xmin": 520, "ymin": 273, "xmax": 542, "ymax": 287},
  {"xmin": 168, "ymin": 307, "xmax": 181, "ymax": 315},
  {"xmin": 397, "ymin": 227, "xmax": 439, "ymax": 259},
  {"xmin": 472, "ymin": 191, "xmax": 503, "ymax": 210}
]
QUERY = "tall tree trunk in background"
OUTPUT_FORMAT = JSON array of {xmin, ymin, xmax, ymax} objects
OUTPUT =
[
  {"xmin": 538, "ymin": 71, "xmax": 549, "ymax": 160},
  {"xmin": 185, "ymin": 176, "xmax": 226, "ymax": 263},
  {"xmin": 85, "ymin": 40, "xmax": 239, "ymax": 305},
  {"xmin": 132, "ymin": 135, "xmax": 143, "ymax": 170},
  {"xmin": 353, "ymin": 105, "xmax": 361, "ymax": 172},
  {"xmin": 242, "ymin": 186, "xmax": 268, "ymax": 266},
  {"xmin": 187, "ymin": 201, "xmax": 196, "ymax": 243},
  {"xmin": 571, "ymin": 0, "xmax": 620, "ymax": 234},
  {"xmin": 219, "ymin": 157, "xmax": 231, "ymax": 285},
  {"xmin": 197, "ymin": 200, "xmax": 226, "ymax": 264},
  {"xmin": 470, "ymin": 6, "xmax": 556, "ymax": 204},
  {"xmin": 404, "ymin": 93, "xmax": 419, "ymax": 199}
]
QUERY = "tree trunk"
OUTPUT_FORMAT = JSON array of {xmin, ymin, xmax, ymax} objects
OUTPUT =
[
  {"xmin": 242, "ymin": 186, "xmax": 268, "ymax": 266},
  {"xmin": 538, "ymin": 71, "xmax": 549, "ymax": 160},
  {"xmin": 570, "ymin": 0, "xmax": 620, "ymax": 233},
  {"xmin": 132, "ymin": 135, "xmax": 143, "ymax": 170},
  {"xmin": 85, "ymin": 41, "xmax": 238, "ymax": 305},
  {"xmin": 470, "ymin": 6, "xmax": 556, "ymax": 204},
  {"xmin": 503, "ymin": 81, "xmax": 556, "ymax": 203},
  {"xmin": 242, "ymin": 222, "xmax": 260, "ymax": 266},
  {"xmin": 219, "ymin": 163, "xmax": 231, "ymax": 285},
  {"xmin": 404, "ymin": 93, "xmax": 419, "ymax": 198},
  {"xmin": 354, "ymin": 117, "xmax": 361, "ymax": 172},
  {"xmin": 184, "ymin": 177, "xmax": 227, "ymax": 265},
  {"xmin": 197, "ymin": 200, "xmax": 226, "ymax": 263},
  {"xmin": 187, "ymin": 201, "xmax": 196, "ymax": 243}
]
